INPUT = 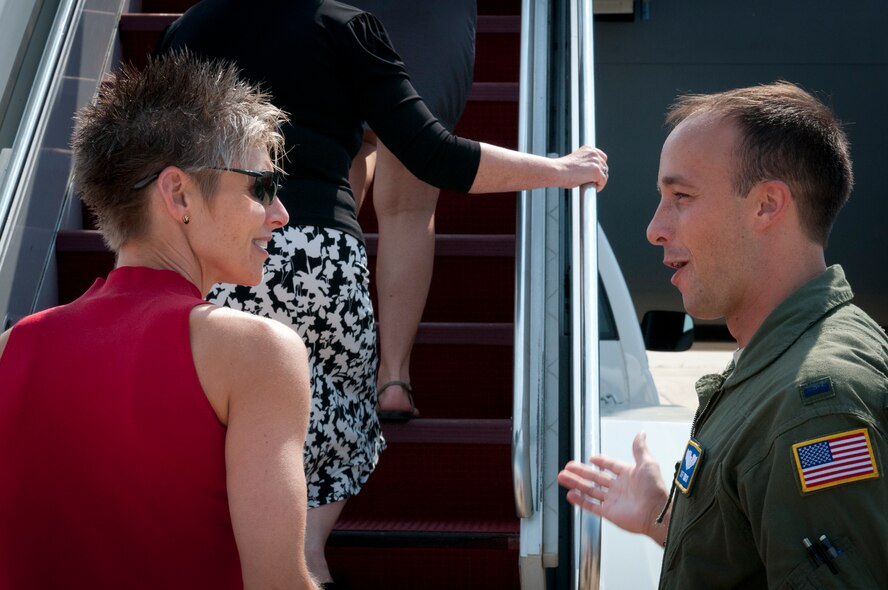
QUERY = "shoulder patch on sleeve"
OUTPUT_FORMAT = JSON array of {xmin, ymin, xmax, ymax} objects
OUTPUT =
[
  {"xmin": 792, "ymin": 428, "xmax": 879, "ymax": 493},
  {"xmin": 798, "ymin": 377, "xmax": 835, "ymax": 404}
]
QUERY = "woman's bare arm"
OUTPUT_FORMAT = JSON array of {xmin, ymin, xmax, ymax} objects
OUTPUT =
[
  {"xmin": 469, "ymin": 142, "xmax": 609, "ymax": 194},
  {"xmin": 192, "ymin": 306, "xmax": 318, "ymax": 589}
]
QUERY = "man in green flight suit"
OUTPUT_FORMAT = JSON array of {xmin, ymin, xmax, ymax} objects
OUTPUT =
[{"xmin": 559, "ymin": 81, "xmax": 888, "ymax": 588}]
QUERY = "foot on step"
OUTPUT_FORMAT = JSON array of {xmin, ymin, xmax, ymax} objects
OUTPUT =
[{"xmin": 376, "ymin": 380, "xmax": 419, "ymax": 422}]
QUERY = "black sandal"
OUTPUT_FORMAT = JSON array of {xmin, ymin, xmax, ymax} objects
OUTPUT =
[{"xmin": 376, "ymin": 380, "xmax": 418, "ymax": 422}]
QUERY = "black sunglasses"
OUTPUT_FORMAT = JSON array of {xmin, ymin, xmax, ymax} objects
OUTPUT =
[
  {"xmin": 131, "ymin": 167, "xmax": 283, "ymax": 206},
  {"xmin": 209, "ymin": 167, "xmax": 282, "ymax": 206}
]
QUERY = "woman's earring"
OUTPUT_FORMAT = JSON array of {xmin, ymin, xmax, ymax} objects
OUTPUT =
[{"xmin": 182, "ymin": 215, "xmax": 190, "ymax": 224}]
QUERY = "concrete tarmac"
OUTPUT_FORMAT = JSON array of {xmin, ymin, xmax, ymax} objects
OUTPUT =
[{"xmin": 647, "ymin": 341, "xmax": 736, "ymax": 410}]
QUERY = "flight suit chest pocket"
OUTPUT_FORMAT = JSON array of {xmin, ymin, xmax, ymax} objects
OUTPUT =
[{"xmin": 661, "ymin": 485, "xmax": 719, "ymax": 579}]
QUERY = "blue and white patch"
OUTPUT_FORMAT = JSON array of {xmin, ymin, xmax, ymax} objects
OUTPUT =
[{"xmin": 675, "ymin": 438, "xmax": 704, "ymax": 495}]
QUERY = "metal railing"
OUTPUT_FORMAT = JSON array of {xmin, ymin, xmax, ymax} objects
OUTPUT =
[
  {"xmin": 512, "ymin": 0, "xmax": 533, "ymax": 522},
  {"xmin": 512, "ymin": 0, "xmax": 550, "ymax": 523},
  {"xmin": 0, "ymin": 0, "xmax": 127, "ymax": 328},
  {"xmin": 0, "ymin": 0, "xmax": 79, "ymax": 245},
  {"xmin": 513, "ymin": 0, "xmax": 601, "ymax": 588},
  {"xmin": 570, "ymin": 0, "xmax": 602, "ymax": 587}
]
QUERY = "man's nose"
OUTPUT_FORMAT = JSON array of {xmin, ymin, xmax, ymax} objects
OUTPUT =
[{"xmin": 646, "ymin": 202, "xmax": 670, "ymax": 246}]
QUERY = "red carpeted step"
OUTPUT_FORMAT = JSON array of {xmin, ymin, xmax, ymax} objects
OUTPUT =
[
  {"xmin": 435, "ymin": 190, "xmax": 517, "ymax": 235},
  {"xmin": 329, "ymin": 414, "xmax": 520, "ymax": 588},
  {"xmin": 357, "ymin": 190, "xmax": 517, "ymax": 236},
  {"xmin": 408, "ymin": 344, "xmax": 512, "ymax": 419},
  {"xmin": 472, "ymin": 16, "xmax": 520, "ymax": 82},
  {"xmin": 326, "ymin": 542, "xmax": 520, "ymax": 590},
  {"xmin": 366, "ymin": 234, "xmax": 514, "ymax": 323},
  {"xmin": 338, "ymin": 419, "xmax": 516, "ymax": 525},
  {"xmin": 407, "ymin": 322, "xmax": 513, "ymax": 419},
  {"xmin": 455, "ymin": 93, "xmax": 519, "ymax": 150}
]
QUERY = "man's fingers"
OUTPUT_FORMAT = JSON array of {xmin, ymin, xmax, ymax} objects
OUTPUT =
[
  {"xmin": 560, "ymin": 462, "xmax": 616, "ymax": 489},
  {"xmin": 557, "ymin": 468, "xmax": 590, "ymax": 490},
  {"xmin": 558, "ymin": 467, "xmax": 612, "ymax": 500},
  {"xmin": 631, "ymin": 431, "xmax": 655, "ymax": 465},
  {"xmin": 559, "ymin": 475, "xmax": 608, "ymax": 504},
  {"xmin": 565, "ymin": 489, "xmax": 605, "ymax": 516},
  {"xmin": 588, "ymin": 454, "xmax": 627, "ymax": 476}
]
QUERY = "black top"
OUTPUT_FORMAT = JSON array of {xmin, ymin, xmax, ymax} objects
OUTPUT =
[
  {"xmin": 349, "ymin": 0, "xmax": 477, "ymax": 130},
  {"xmin": 156, "ymin": 0, "xmax": 481, "ymax": 241}
]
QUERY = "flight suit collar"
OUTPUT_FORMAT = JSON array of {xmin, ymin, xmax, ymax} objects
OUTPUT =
[{"xmin": 694, "ymin": 361, "xmax": 734, "ymax": 409}]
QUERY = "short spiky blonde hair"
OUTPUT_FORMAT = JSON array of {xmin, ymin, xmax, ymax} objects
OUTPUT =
[
  {"xmin": 71, "ymin": 50, "xmax": 287, "ymax": 250},
  {"xmin": 667, "ymin": 81, "xmax": 853, "ymax": 246}
]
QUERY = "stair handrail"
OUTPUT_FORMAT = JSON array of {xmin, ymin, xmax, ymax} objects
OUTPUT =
[
  {"xmin": 512, "ymin": 0, "xmax": 540, "ymax": 521},
  {"xmin": 569, "ymin": 0, "xmax": 602, "ymax": 588},
  {"xmin": 0, "ymin": 0, "xmax": 80, "ymax": 247}
]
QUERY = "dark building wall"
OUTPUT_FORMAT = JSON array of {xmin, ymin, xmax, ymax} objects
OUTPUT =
[{"xmin": 593, "ymin": 0, "xmax": 888, "ymax": 329}]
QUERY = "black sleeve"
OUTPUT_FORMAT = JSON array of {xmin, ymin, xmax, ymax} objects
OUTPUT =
[{"xmin": 342, "ymin": 13, "xmax": 481, "ymax": 192}]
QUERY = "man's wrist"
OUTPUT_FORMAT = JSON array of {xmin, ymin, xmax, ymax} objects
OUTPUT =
[
  {"xmin": 647, "ymin": 503, "xmax": 670, "ymax": 546},
  {"xmin": 649, "ymin": 520, "xmax": 669, "ymax": 546}
]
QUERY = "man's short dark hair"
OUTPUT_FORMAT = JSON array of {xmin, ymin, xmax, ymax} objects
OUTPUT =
[{"xmin": 666, "ymin": 81, "xmax": 853, "ymax": 246}]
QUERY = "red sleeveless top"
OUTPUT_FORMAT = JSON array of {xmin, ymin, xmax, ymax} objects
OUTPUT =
[{"xmin": 0, "ymin": 267, "xmax": 242, "ymax": 589}]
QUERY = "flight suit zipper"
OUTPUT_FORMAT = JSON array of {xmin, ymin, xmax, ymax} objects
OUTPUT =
[{"xmin": 656, "ymin": 364, "xmax": 733, "ymax": 528}]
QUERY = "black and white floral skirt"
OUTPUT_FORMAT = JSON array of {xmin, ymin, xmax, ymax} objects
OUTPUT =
[{"xmin": 209, "ymin": 225, "xmax": 385, "ymax": 508}]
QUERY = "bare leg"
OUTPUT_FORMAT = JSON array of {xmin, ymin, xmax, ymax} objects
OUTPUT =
[
  {"xmin": 349, "ymin": 129, "xmax": 378, "ymax": 214},
  {"xmin": 373, "ymin": 141, "xmax": 439, "ymax": 414},
  {"xmin": 304, "ymin": 499, "xmax": 347, "ymax": 584}
]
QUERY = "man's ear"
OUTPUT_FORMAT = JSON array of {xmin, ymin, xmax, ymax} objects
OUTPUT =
[
  {"xmin": 156, "ymin": 166, "xmax": 195, "ymax": 221},
  {"xmin": 751, "ymin": 180, "xmax": 792, "ymax": 231}
]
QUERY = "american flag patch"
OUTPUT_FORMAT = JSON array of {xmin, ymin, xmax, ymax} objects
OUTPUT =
[{"xmin": 792, "ymin": 428, "xmax": 879, "ymax": 493}]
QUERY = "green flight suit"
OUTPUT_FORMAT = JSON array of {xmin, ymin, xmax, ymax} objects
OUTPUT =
[{"xmin": 659, "ymin": 266, "xmax": 888, "ymax": 589}]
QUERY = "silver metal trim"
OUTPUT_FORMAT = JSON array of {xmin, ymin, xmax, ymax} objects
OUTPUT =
[
  {"xmin": 0, "ymin": 0, "xmax": 80, "ymax": 243},
  {"xmin": 512, "ymin": 0, "xmax": 535, "ymax": 521},
  {"xmin": 571, "ymin": 0, "xmax": 602, "ymax": 588}
]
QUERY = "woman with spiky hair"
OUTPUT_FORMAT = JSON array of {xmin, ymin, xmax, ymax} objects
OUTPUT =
[{"xmin": 0, "ymin": 52, "xmax": 318, "ymax": 589}]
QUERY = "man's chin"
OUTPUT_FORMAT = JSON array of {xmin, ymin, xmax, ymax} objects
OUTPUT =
[{"xmin": 681, "ymin": 299, "xmax": 722, "ymax": 322}]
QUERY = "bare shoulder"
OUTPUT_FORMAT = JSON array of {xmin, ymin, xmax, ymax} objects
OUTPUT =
[
  {"xmin": 192, "ymin": 304, "xmax": 305, "ymax": 356},
  {"xmin": 189, "ymin": 304, "xmax": 310, "ymax": 425}
]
